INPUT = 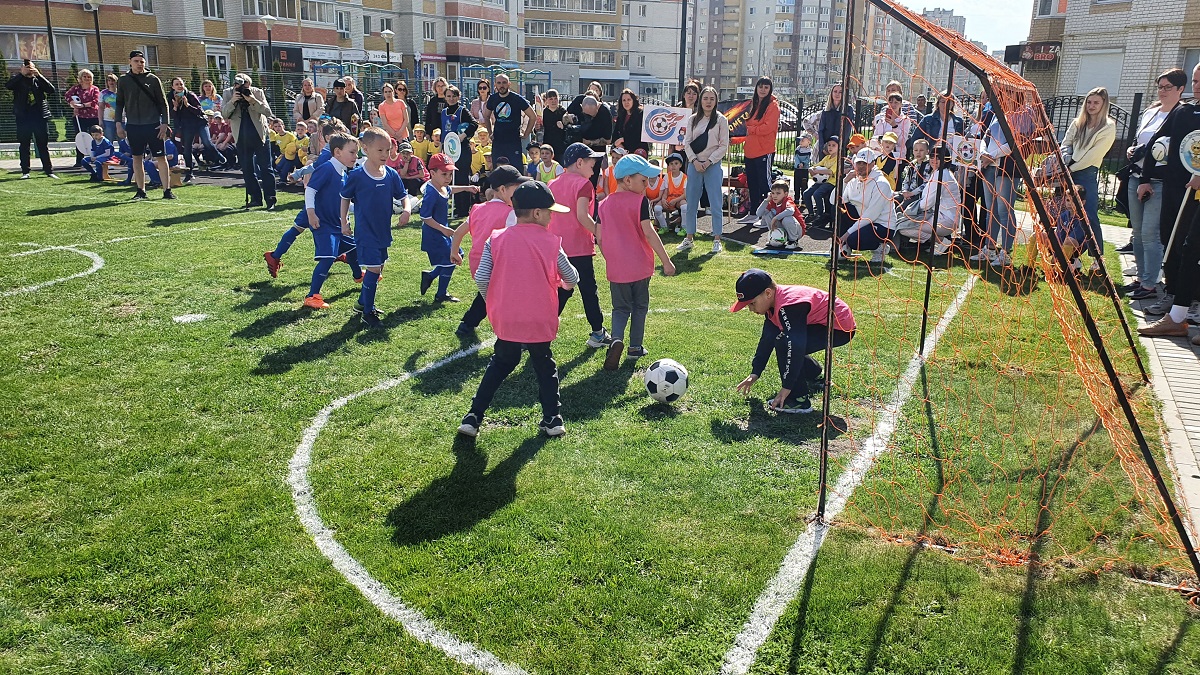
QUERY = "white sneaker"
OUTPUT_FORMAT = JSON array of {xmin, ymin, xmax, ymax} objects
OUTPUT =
[
  {"xmin": 933, "ymin": 238, "xmax": 952, "ymax": 256},
  {"xmin": 676, "ymin": 239, "xmax": 693, "ymax": 251},
  {"xmin": 738, "ymin": 214, "xmax": 758, "ymax": 225},
  {"xmin": 1122, "ymin": 265, "xmax": 1138, "ymax": 277},
  {"xmin": 47, "ymin": 173, "xmax": 58, "ymax": 180},
  {"xmin": 969, "ymin": 248, "xmax": 993, "ymax": 262},
  {"xmin": 712, "ymin": 239, "xmax": 722, "ymax": 253},
  {"xmin": 990, "ymin": 250, "xmax": 1012, "ymax": 268},
  {"xmin": 20, "ymin": 173, "xmax": 30, "ymax": 179},
  {"xmin": 1187, "ymin": 301, "xmax": 1200, "ymax": 325},
  {"xmin": 1145, "ymin": 293, "xmax": 1175, "ymax": 316},
  {"xmin": 870, "ymin": 243, "xmax": 890, "ymax": 263}
]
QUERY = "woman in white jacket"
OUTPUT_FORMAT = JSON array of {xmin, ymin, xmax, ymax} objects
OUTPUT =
[
  {"xmin": 896, "ymin": 144, "xmax": 960, "ymax": 254},
  {"xmin": 1061, "ymin": 87, "xmax": 1116, "ymax": 260},
  {"xmin": 679, "ymin": 86, "xmax": 731, "ymax": 253}
]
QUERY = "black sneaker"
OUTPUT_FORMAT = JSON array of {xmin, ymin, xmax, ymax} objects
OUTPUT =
[
  {"xmin": 420, "ymin": 270, "xmax": 433, "ymax": 295},
  {"xmin": 1116, "ymin": 241, "xmax": 1133, "ymax": 254},
  {"xmin": 539, "ymin": 415, "xmax": 566, "ymax": 437},
  {"xmin": 265, "ymin": 197, "xmax": 277, "ymax": 212},
  {"xmin": 434, "ymin": 294, "xmax": 460, "ymax": 303},
  {"xmin": 458, "ymin": 412, "xmax": 480, "ymax": 437},
  {"xmin": 242, "ymin": 200, "xmax": 264, "ymax": 210},
  {"xmin": 603, "ymin": 339, "xmax": 624, "ymax": 371},
  {"xmin": 162, "ymin": 189, "xmax": 177, "ymax": 200},
  {"xmin": 1129, "ymin": 286, "xmax": 1158, "ymax": 301},
  {"xmin": 360, "ymin": 308, "xmax": 383, "ymax": 327},
  {"xmin": 770, "ymin": 396, "xmax": 814, "ymax": 414},
  {"xmin": 455, "ymin": 322, "xmax": 477, "ymax": 339},
  {"xmin": 131, "ymin": 190, "xmax": 148, "ymax": 201},
  {"xmin": 627, "ymin": 346, "xmax": 648, "ymax": 358}
]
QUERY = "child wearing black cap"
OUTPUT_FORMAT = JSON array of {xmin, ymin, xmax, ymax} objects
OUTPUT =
[
  {"xmin": 731, "ymin": 269, "xmax": 856, "ymax": 413},
  {"xmin": 459, "ymin": 181, "xmax": 579, "ymax": 438}
]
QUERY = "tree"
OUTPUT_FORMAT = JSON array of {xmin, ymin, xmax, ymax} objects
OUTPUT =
[{"xmin": 190, "ymin": 65, "xmax": 203, "ymax": 94}]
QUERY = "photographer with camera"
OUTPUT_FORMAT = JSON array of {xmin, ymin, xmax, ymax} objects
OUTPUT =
[
  {"xmin": 221, "ymin": 73, "xmax": 277, "ymax": 210},
  {"xmin": 115, "ymin": 51, "xmax": 172, "ymax": 200},
  {"xmin": 5, "ymin": 59, "xmax": 57, "ymax": 179}
]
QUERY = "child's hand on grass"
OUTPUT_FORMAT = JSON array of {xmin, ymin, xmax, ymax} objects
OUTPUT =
[{"xmin": 735, "ymin": 374, "xmax": 758, "ymax": 396}]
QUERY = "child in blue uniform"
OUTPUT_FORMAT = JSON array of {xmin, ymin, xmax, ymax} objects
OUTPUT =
[
  {"xmin": 301, "ymin": 132, "xmax": 360, "ymax": 309},
  {"xmin": 419, "ymin": 152, "xmax": 479, "ymax": 302},
  {"xmin": 340, "ymin": 127, "xmax": 411, "ymax": 327},
  {"xmin": 82, "ymin": 125, "xmax": 114, "ymax": 182},
  {"xmin": 114, "ymin": 138, "xmax": 134, "ymax": 185}
]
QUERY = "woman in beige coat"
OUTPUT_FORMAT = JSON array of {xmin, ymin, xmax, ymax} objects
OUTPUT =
[{"xmin": 679, "ymin": 86, "xmax": 731, "ymax": 253}]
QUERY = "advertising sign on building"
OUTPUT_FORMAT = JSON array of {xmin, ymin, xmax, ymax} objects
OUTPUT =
[
  {"xmin": 1020, "ymin": 42, "xmax": 1061, "ymax": 63},
  {"xmin": 271, "ymin": 47, "xmax": 303, "ymax": 72}
]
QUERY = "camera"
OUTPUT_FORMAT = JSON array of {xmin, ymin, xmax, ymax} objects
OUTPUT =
[{"xmin": 236, "ymin": 84, "xmax": 252, "ymax": 98}]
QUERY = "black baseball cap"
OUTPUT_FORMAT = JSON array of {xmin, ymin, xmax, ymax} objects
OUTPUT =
[
  {"xmin": 332, "ymin": 79, "xmax": 346, "ymax": 88},
  {"xmin": 488, "ymin": 164, "xmax": 530, "ymax": 190},
  {"xmin": 129, "ymin": 50, "xmax": 145, "ymax": 59},
  {"xmin": 511, "ymin": 181, "xmax": 570, "ymax": 212},
  {"xmin": 731, "ymin": 269, "xmax": 774, "ymax": 312}
]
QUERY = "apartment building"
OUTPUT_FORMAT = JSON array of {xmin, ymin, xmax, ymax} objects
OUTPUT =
[{"xmin": 1022, "ymin": 0, "xmax": 1200, "ymax": 108}]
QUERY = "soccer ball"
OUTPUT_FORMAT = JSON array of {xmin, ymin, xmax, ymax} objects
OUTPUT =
[
  {"xmin": 768, "ymin": 228, "xmax": 787, "ymax": 246},
  {"xmin": 1151, "ymin": 136, "xmax": 1171, "ymax": 163},
  {"xmin": 644, "ymin": 358, "xmax": 689, "ymax": 403}
]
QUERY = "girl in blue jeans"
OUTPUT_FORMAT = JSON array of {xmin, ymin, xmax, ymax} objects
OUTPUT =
[{"xmin": 679, "ymin": 86, "xmax": 731, "ymax": 253}]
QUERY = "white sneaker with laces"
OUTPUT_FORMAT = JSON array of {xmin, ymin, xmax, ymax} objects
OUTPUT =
[
  {"xmin": 1187, "ymin": 301, "xmax": 1200, "ymax": 325},
  {"xmin": 990, "ymin": 249, "xmax": 1012, "ymax": 267},
  {"xmin": 676, "ymin": 239, "xmax": 693, "ymax": 251},
  {"xmin": 933, "ymin": 238, "xmax": 952, "ymax": 256},
  {"xmin": 1145, "ymin": 293, "xmax": 1175, "ymax": 316},
  {"xmin": 870, "ymin": 243, "xmax": 890, "ymax": 263},
  {"xmin": 20, "ymin": 173, "xmax": 30, "ymax": 179},
  {"xmin": 712, "ymin": 239, "xmax": 722, "ymax": 253},
  {"xmin": 969, "ymin": 248, "xmax": 993, "ymax": 262}
]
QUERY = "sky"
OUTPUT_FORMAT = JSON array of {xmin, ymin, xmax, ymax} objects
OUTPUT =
[{"xmin": 896, "ymin": 0, "xmax": 1037, "ymax": 53}]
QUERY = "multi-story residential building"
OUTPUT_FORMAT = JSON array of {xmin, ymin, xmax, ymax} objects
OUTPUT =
[{"xmin": 1022, "ymin": 0, "xmax": 1199, "ymax": 109}]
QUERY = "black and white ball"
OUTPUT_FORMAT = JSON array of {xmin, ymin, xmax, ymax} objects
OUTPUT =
[
  {"xmin": 644, "ymin": 358, "xmax": 689, "ymax": 403},
  {"xmin": 1151, "ymin": 136, "xmax": 1171, "ymax": 163}
]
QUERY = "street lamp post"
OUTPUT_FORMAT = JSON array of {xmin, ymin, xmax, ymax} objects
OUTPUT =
[
  {"xmin": 757, "ymin": 22, "xmax": 775, "ymax": 82},
  {"xmin": 90, "ymin": 0, "xmax": 105, "ymax": 71},
  {"xmin": 380, "ymin": 28, "xmax": 394, "ymax": 65},
  {"xmin": 260, "ymin": 14, "xmax": 276, "ymax": 71}
]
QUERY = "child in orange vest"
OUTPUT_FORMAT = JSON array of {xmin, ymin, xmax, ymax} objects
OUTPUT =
[
  {"xmin": 458, "ymin": 181, "xmax": 579, "ymax": 438},
  {"xmin": 597, "ymin": 154, "xmax": 677, "ymax": 370},
  {"xmin": 652, "ymin": 152, "xmax": 688, "ymax": 235}
]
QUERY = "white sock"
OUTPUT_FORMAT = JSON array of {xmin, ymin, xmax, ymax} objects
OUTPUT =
[{"xmin": 1169, "ymin": 305, "xmax": 1188, "ymax": 323}]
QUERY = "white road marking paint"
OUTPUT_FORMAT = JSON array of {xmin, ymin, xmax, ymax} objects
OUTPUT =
[
  {"xmin": 717, "ymin": 273, "xmax": 978, "ymax": 675},
  {"xmin": 173, "ymin": 313, "xmax": 210, "ymax": 324},
  {"xmin": 1, "ymin": 245, "xmax": 105, "ymax": 298}
]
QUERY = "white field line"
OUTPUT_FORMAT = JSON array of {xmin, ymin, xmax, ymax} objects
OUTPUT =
[
  {"xmin": 717, "ymin": 273, "xmax": 978, "ymax": 675},
  {"xmin": 1, "ymin": 246, "xmax": 105, "ymax": 298},
  {"xmin": 11, "ymin": 216, "xmax": 290, "ymax": 256}
]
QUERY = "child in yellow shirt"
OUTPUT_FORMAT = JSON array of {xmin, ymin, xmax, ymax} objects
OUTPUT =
[{"xmin": 270, "ymin": 119, "xmax": 300, "ymax": 182}]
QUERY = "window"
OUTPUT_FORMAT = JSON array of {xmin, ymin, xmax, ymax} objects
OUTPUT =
[
  {"xmin": 300, "ymin": 1, "xmax": 333, "ymax": 24},
  {"xmin": 243, "ymin": 0, "xmax": 297, "ymax": 18},
  {"xmin": 132, "ymin": 0, "xmax": 153, "ymax": 12},
  {"xmin": 1183, "ymin": 48, "xmax": 1199, "ymax": 96},
  {"xmin": 137, "ymin": 45, "xmax": 159, "ymax": 66},
  {"xmin": 621, "ymin": 28, "xmax": 628, "ymax": 41},
  {"xmin": 524, "ymin": 0, "xmax": 615, "ymax": 12},
  {"xmin": 524, "ymin": 47, "xmax": 616, "ymax": 64},
  {"xmin": 203, "ymin": 0, "xmax": 224, "ymax": 19},
  {"xmin": 1076, "ymin": 49, "xmax": 1123, "ymax": 96},
  {"xmin": 337, "ymin": 11, "xmax": 351, "ymax": 37},
  {"xmin": 638, "ymin": 30, "xmax": 646, "ymax": 42},
  {"xmin": 54, "ymin": 34, "xmax": 88, "ymax": 64},
  {"xmin": 525, "ymin": 21, "xmax": 616, "ymax": 40},
  {"xmin": 483, "ymin": 23, "xmax": 510, "ymax": 45},
  {"xmin": 620, "ymin": 53, "xmax": 629, "ymax": 67},
  {"xmin": 380, "ymin": 18, "xmax": 393, "ymax": 32},
  {"xmin": 363, "ymin": 15, "xmax": 371, "ymax": 35},
  {"xmin": 1036, "ymin": 0, "xmax": 1066, "ymax": 17},
  {"xmin": 423, "ymin": 21, "xmax": 436, "ymax": 40},
  {"xmin": 637, "ymin": 54, "xmax": 645, "ymax": 67},
  {"xmin": 750, "ymin": 7, "xmax": 755, "ymax": 13},
  {"xmin": 640, "ymin": 4, "xmax": 646, "ymax": 16}
]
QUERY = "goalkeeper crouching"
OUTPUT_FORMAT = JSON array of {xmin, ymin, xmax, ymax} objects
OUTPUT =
[{"xmin": 732, "ymin": 269, "xmax": 856, "ymax": 414}]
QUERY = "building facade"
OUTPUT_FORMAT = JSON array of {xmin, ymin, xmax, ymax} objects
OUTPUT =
[{"xmin": 1022, "ymin": 0, "xmax": 1200, "ymax": 108}]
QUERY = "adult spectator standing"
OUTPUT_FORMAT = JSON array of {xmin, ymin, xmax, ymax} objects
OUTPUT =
[
  {"xmin": 343, "ymin": 76, "xmax": 365, "ymax": 113},
  {"xmin": 376, "ymin": 82, "xmax": 409, "ymax": 142},
  {"xmin": 916, "ymin": 90, "xmax": 963, "ymax": 147},
  {"xmin": 540, "ymin": 88, "xmax": 568, "ymax": 161},
  {"xmin": 66, "ymin": 69, "xmax": 101, "ymax": 169},
  {"xmin": 566, "ymin": 93, "xmax": 613, "ymax": 186},
  {"xmin": 885, "ymin": 80, "xmax": 921, "ymax": 127},
  {"xmin": 324, "ymin": 79, "xmax": 360, "ymax": 132},
  {"xmin": 100, "ymin": 72, "xmax": 120, "ymax": 140},
  {"xmin": 680, "ymin": 86, "xmax": 731, "ymax": 253},
  {"xmin": 169, "ymin": 77, "xmax": 208, "ymax": 184},
  {"xmin": 613, "ymin": 88, "xmax": 648, "ymax": 156},
  {"xmin": 1125, "ymin": 68, "xmax": 1186, "ymax": 300},
  {"xmin": 1139, "ymin": 63, "xmax": 1200, "ymax": 338},
  {"xmin": 483, "ymin": 73, "xmax": 536, "ymax": 168},
  {"xmin": 292, "ymin": 78, "xmax": 324, "ymax": 124},
  {"xmin": 115, "ymin": 50, "xmax": 172, "ymax": 200},
  {"xmin": 6, "ymin": 60, "xmax": 57, "ymax": 179},
  {"xmin": 974, "ymin": 109, "xmax": 1017, "ymax": 267},
  {"xmin": 1062, "ymin": 86, "xmax": 1116, "ymax": 264},
  {"xmin": 439, "ymin": 85, "xmax": 479, "ymax": 219},
  {"xmin": 397, "ymin": 81, "xmax": 419, "ymax": 135},
  {"xmin": 818, "ymin": 81, "xmax": 853, "ymax": 159},
  {"xmin": 742, "ymin": 76, "xmax": 781, "ymax": 222},
  {"xmin": 470, "ymin": 78, "xmax": 491, "ymax": 122},
  {"xmin": 873, "ymin": 91, "xmax": 913, "ymax": 160},
  {"xmin": 222, "ymin": 73, "xmax": 276, "ymax": 210},
  {"xmin": 424, "ymin": 77, "xmax": 449, "ymax": 132}
]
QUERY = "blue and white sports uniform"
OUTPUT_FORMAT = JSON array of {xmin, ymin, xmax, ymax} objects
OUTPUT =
[
  {"xmin": 292, "ymin": 147, "xmax": 335, "ymax": 230},
  {"xmin": 419, "ymin": 180, "xmax": 459, "ymax": 283},
  {"xmin": 341, "ymin": 164, "xmax": 406, "ymax": 267},
  {"xmin": 305, "ymin": 158, "xmax": 353, "ymax": 260}
]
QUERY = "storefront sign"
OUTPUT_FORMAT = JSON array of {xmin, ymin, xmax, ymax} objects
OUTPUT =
[{"xmin": 1020, "ymin": 42, "xmax": 1061, "ymax": 63}]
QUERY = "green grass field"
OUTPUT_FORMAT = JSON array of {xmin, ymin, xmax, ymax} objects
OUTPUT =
[{"xmin": 1, "ymin": 172, "xmax": 1197, "ymax": 674}]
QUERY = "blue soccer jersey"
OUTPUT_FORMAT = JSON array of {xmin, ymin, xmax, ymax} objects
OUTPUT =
[
  {"xmin": 307, "ymin": 160, "xmax": 348, "ymax": 229},
  {"xmin": 341, "ymin": 165, "xmax": 406, "ymax": 250},
  {"xmin": 419, "ymin": 181, "xmax": 452, "ymax": 253}
]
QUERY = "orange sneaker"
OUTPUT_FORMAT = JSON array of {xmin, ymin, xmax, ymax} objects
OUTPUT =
[
  {"xmin": 302, "ymin": 294, "xmax": 329, "ymax": 309},
  {"xmin": 263, "ymin": 251, "xmax": 281, "ymax": 278}
]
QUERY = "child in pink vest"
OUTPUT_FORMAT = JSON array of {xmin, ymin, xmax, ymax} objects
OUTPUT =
[
  {"xmin": 731, "ymin": 269, "xmax": 856, "ymax": 414},
  {"xmin": 549, "ymin": 142, "xmax": 611, "ymax": 349},
  {"xmin": 449, "ymin": 165, "xmax": 527, "ymax": 338},
  {"xmin": 458, "ymin": 181, "xmax": 580, "ymax": 438},
  {"xmin": 597, "ymin": 154, "xmax": 677, "ymax": 370}
]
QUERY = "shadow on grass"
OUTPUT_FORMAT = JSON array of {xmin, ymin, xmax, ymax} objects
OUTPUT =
[
  {"xmin": 709, "ymin": 400, "xmax": 845, "ymax": 445},
  {"xmin": 670, "ymin": 249, "xmax": 718, "ymax": 275},
  {"xmin": 785, "ymin": 544, "xmax": 822, "ymax": 673},
  {"xmin": 232, "ymin": 280, "xmax": 303, "ymax": 312},
  {"xmin": 386, "ymin": 434, "xmax": 549, "ymax": 546},
  {"xmin": 251, "ymin": 313, "xmax": 364, "ymax": 374},
  {"xmin": 1150, "ymin": 618, "xmax": 1194, "ymax": 675},
  {"xmin": 1010, "ymin": 418, "xmax": 1097, "ymax": 675},
  {"xmin": 146, "ymin": 208, "xmax": 237, "ymax": 228},
  {"xmin": 26, "ymin": 201, "xmax": 117, "ymax": 217},
  {"xmin": 233, "ymin": 288, "xmax": 359, "ymax": 340}
]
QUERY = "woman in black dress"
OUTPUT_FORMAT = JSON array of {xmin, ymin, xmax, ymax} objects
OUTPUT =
[{"xmin": 613, "ymin": 88, "xmax": 647, "ymax": 155}]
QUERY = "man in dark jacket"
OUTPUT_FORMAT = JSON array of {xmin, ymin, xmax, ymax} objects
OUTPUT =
[
  {"xmin": 115, "ymin": 50, "xmax": 174, "ymax": 201},
  {"xmin": 5, "ymin": 59, "xmax": 57, "ymax": 179}
]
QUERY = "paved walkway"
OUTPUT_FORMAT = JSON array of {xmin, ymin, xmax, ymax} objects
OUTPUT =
[{"xmin": 1109, "ymin": 224, "xmax": 1200, "ymax": 548}]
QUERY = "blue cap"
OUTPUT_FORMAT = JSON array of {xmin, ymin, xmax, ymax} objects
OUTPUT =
[
  {"xmin": 614, "ymin": 154, "xmax": 661, "ymax": 179},
  {"xmin": 562, "ymin": 142, "xmax": 604, "ymax": 167}
]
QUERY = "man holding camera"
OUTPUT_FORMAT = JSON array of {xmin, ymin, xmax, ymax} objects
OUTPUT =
[
  {"xmin": 115, "ymin": 50, "xmax": 173, "ymax": 200},
  {"xmin": 222, "ymin": 73, "xmax": 276, "ymax": 210},
  {"xmin": 5, "ymin": 59, "xmax": 57, "ymax": 179}
]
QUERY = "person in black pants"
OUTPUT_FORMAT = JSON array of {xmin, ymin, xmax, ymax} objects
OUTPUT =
[
  {"xmin": 5, "ymin": 59, "xmax": 57, "ymax": 179},
  {"xmin": 438, "ymin": 85, "xmax": 478, "ymax": 219}
]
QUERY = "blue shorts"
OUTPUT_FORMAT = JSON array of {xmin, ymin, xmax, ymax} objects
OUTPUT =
[
  {"xmin": 358, "ymin": 245, "xmax": 388, "ymax": 267},
  {"xmin": 311, "ymin": 224, "xmax": 344, "ymax": 259}
]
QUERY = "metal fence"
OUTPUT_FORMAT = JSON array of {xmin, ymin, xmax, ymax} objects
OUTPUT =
[{"xmin": 1043, "ymin": 94, "xmax": 1140, "ymax": 214}]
